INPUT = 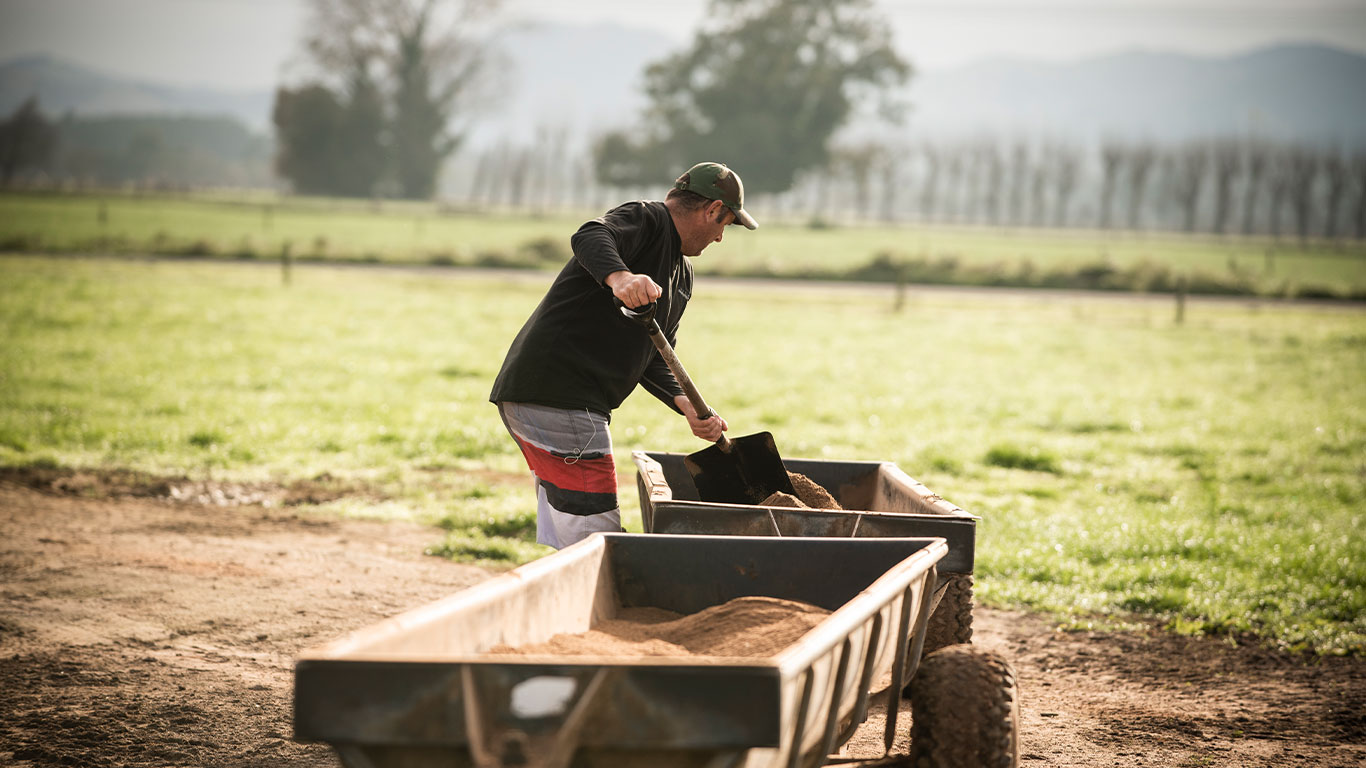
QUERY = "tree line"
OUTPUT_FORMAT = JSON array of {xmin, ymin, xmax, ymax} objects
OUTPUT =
[
  {"xmin": 441, "ymin": 134, "xmax": 1366, "ymax": 241},
  {"xmin": 266, "ymin": 0, "xmax": 1366, "ymax": 240},
  {"xmin": 3, "ymin": 0, "xmax": 1363, "ymax": 242},
  {"xmin": 0, "ymin": 96, "xmax": 271, "ymax": 189},
  {"xmin": 801, "ymin": 137, "xmax": 1366, "ymax": 240}
]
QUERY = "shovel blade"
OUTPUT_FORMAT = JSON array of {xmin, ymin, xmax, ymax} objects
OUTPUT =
[{"xmin": 684, "ymin": 432, "xmax": 795, "ymax": 504}]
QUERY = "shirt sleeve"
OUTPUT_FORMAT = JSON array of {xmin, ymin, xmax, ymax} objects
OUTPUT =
[{"xmin": 570, "ymin": 203, "xmax": 651, "ymax": 285}]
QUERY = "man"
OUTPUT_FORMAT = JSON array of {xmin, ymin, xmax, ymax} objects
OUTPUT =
[{"xmin": 490, "ymin": 161, "xmax": 758, "ymax": 549}]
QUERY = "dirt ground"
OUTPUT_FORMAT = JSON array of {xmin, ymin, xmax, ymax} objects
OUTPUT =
[{"xmin": 2, "ymin": 470, "xmax": 1363, "ymax": 768}]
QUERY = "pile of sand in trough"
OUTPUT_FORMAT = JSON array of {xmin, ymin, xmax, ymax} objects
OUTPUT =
[
  {"xmin": 760, "ymin": 471, "xmax": 842, "ymax": 509},
  {"xmin": 487, "ymin": 596, "xmax": 830, "ymax": 658}
]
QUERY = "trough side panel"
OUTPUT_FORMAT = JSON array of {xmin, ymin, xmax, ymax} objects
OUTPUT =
[
  {"xmin": 607, "ymin": 535, "xmax": 939, "ymax": 616},
  {"xmin": 874, "ymin": 464, "xmax": 972, "ymax": 519},
  {"xmin": 306, "ymin": 537, "xmax": 611, "ymax": 657},
  {"xmin": 296, "ymin": 661, "xmax": 784, "ymax": 751}
]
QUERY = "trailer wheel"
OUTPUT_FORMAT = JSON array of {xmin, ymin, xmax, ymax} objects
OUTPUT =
[
  {"xmin": 924, "ymin": 573, "xmax": 973, "ymax": 654},
  {"xmin": 908, "ymin": 645, "xmax": 1019, "ymax": 768},
  {"xmin": 902, "ymin": 574, "xmax": 974, "ymax": 699}
]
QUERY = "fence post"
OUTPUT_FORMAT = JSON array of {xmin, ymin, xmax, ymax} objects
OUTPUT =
[
  {"xmin": 893, "ymin": 260, "xmax": 907, "ymax": 313},
  {"xmin": 281, "ymin": 241, "xmax": 292, "ymax": 287},
  {"xmin": 97, "ymin": 200, "xmax": 109, "ymax": 251},
  {"xmin": 1175, "ymin": 275, "xmax": 1187, "ymax": 324}
]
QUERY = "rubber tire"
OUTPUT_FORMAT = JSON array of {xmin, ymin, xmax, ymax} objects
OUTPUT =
[
  {"xmin": 923, "ymin": 573, "xmax": 974, "ymax": 655},
  {"xmin": 901, "ymin": 573, "xmax": 974, "ymax": 699},
  {"xmin": 908, "ymin": 645, "xmax": 1020, "ymax": 768}
]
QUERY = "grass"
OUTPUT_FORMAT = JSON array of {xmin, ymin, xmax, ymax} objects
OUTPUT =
[
  {"xmin": 2, "ymin": 255, "xmax": 1363, "ymax": 654},
  {"xmin": 3, "ymin": 189, "xmax": 1364, "ymax": 298}
]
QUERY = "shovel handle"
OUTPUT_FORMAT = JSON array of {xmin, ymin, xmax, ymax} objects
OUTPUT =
[{"xmin": 620, "ymin": 303, "xmax": 732, "ymax": 451}]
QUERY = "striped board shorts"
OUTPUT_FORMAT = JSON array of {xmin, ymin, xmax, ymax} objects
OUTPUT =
[{"xmin": 496, "ymin": 401, "xmax": 621, "ymax": 550}]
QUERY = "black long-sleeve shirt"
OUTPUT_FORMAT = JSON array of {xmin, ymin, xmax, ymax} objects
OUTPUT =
[{"xmin": 489, "ymin": 200, "xmax": 691, "ymax": 417}]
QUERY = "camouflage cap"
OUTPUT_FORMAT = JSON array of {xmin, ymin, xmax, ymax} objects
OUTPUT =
[{"xmin": 672, "ymin": 162, "xmax": 758, "ymax": 230}]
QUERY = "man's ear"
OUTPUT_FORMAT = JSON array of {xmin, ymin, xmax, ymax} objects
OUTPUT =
[{"xmin": 711, "ymin": 201, "xmax": 728, "ymax": 224}]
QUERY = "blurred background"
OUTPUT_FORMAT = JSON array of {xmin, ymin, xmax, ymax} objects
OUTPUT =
[{"xmin": 2, "ymin": 0, "xmax": 1364, "ymax": 238}]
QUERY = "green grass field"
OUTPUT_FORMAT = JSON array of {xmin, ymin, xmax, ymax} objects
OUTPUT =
[
  {"xmin": 3, "ymin": 190, "xmax": 1364, "ymax": 297},
  {"xmin": 2, "ymin": 255, "xmax": 1363, "ymax": 654}
]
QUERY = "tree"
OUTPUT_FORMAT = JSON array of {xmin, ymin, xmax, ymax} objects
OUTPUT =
[
  {"xmin": 917, "ymin": 143, "xmax": 942, "ymax": 222},
  {"xmin": 961, "ymin": 142, "xmax": 994, "ymax": 225},
  {"xmin": 877, "ymin": 144, "xmax": 903, "ymax": 222},
  {"xmin": 1265, "ymin": 151, "xmax": 1291, "ymax": 239},
  {"xmin": 1169, "ymin": 142, "xmax": 1209, "ymax": 232},
  {"xmin": 0, "ymin": 96, "xmax": 58, "ymax": 185},
  {"xmin": 597, "ymin": 0, "xmax": 909, "ymax": 194},
  {"xmin": 334, "ymin": 62, "xmax": 387, "ymax": 197},
  {"xmin": 1051, "ymin": 144, "xmax": 1081, "ymax": 228},
  {"xmin": 1352, "ymin": 153, "xmax": 1366, "ymax": 239},
  {"xmin": 274, "ymin": 0, "xmax": 497, "ymax": 198},
  {"xmin": 273, "ymin": 85, "xmax": 347, "ymax": 194},
  {"xmin": 832, "ymin": 141, "xmax": 883, "ymax": 221},
  {"xmin": 941, "ymin": 146, "xmax": 965, "ymax": 222},
  {"xmin": 1098, "ymin": 141, "xmax": 1124, "ymax": 230},
  {"xmin": 1320, "ymin": 150, "xmax": 1347, "ymax": 240},
  {"xmin": 1006, "ymin": 141, "xmax": 1030, "ymax": 227},
  {"xmin": 1126, "ymin": 144, "xmax": 1157, "ymax": 230},
  {"xmin": 1028, "ymin": 150, "xmax": 1050, "ymax": 227},
  {"xmin": 387, "ymin": 2, "xmax": 481, "ymax": 198},
  {"xmin": 981, "ymin": 143, "xmax": 1005, "ymax": 226},
  {"xmin": 274, "ymin": 74, "xmax": 385, "ymax": 196},
  {"xmin": 1241, "ymin": 140, "xmax": 1269, "ymax": 236},
  {"xmin": 1210, "ymin": 139, "xmax": 1240, "ymax": 234},
  {"xmin": 1284, "ymin": 148, "xmax": 1318, "ymax": 242}
]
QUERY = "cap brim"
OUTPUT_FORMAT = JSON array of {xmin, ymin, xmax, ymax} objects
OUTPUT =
[{"xmin": 734, "ymin": 207, "xmax": 758, "ymax": 230}]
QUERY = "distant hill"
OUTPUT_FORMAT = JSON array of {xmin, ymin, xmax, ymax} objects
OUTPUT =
[
  {"xmin": 481, "ymin": 33, "xmax": 1366, "ymax": 148},
  {"xmin": 906, "ymin": 43, "xmax": 1366, "ymax": 146},
  {"xmin": 3, "ymin": 34, "xmax": 1363, "ymax": 151},
  {"xmin": 0, "ymin": 55, "xmax": 272, "ymax": 131}
]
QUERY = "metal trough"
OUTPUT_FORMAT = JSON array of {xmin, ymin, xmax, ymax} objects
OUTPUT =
[
  {"xmin": 295, "ymin": 533, "xmax": 947, "ymax": 768},
  {"xmin": 633, "ymin": 452, "xmax": 977, "ymax": 575}
]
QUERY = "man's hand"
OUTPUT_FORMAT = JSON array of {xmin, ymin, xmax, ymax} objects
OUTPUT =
[
  {"xmin": 676, "ymin": 395, "xmax": 728, "ymax": 442},
  {"xmin": 605, "ymin": 270, "xmax": 663, "ymax": 309}
]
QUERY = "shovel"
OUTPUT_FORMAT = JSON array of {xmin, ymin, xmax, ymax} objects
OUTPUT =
[{"xmin": 620, "ymin": 302, "xmax": 795, "ymax": 504}]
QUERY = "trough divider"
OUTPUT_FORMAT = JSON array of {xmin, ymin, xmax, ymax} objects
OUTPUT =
[
  {"xmin": 882, "ymin": 584, "xmax": 915, "ymax": 753},
  {"xmin": 460, "ymin": 666, "xmax": 616, "ymax": 768},
  {"xmin": 537, "ymin": 667, "xmax": 615, "ymax": 768},
  {"xmin": 786, "ymin": 668, "xmax": 816, "ymax": 768},
  {"xmin": 905, "ymin": 566, "xmax": 939, "ymax": 685},
  {"xmin": 840, "ymin": 612, "xmax": 884, "ymax": 748},
  {"xmin": 816, "ymin": 638, "xmax": 855, "ymax": 763},
  {"xmin": 461, "ymin": 666, "xmax": 493, "ymax": 767}
]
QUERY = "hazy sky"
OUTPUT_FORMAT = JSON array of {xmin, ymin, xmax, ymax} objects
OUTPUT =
[{"xmin": 1, "ymin": 0, "xmax": 1363, "ymax": 90}]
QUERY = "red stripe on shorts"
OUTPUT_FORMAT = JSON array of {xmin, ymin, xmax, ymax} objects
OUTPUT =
[{"xmin": 512, "ymin": 435, "xmax": 618, "ymax": 495}]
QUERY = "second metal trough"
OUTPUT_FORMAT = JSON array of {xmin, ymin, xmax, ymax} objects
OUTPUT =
[{"xmin": 294, "ymin": 533, "xmax": 947, "ymax": 768}]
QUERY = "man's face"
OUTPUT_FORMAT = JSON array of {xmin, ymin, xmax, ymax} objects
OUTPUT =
[{"xmin": 682, "ymin": 201, "xmax": 736, "ymax": 257}]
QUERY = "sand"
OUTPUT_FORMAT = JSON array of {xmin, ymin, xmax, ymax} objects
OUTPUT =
[
  {"xmin": 487, "ymin": 596, "xmax": 830, "ymax": 658},
  {"xmin": 760, "ymin": 490, "xmax": 806, "ymax": 507},
  {"xmin": 778, "ymin": 471, "xmax": 842, "ymax": 509}
]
